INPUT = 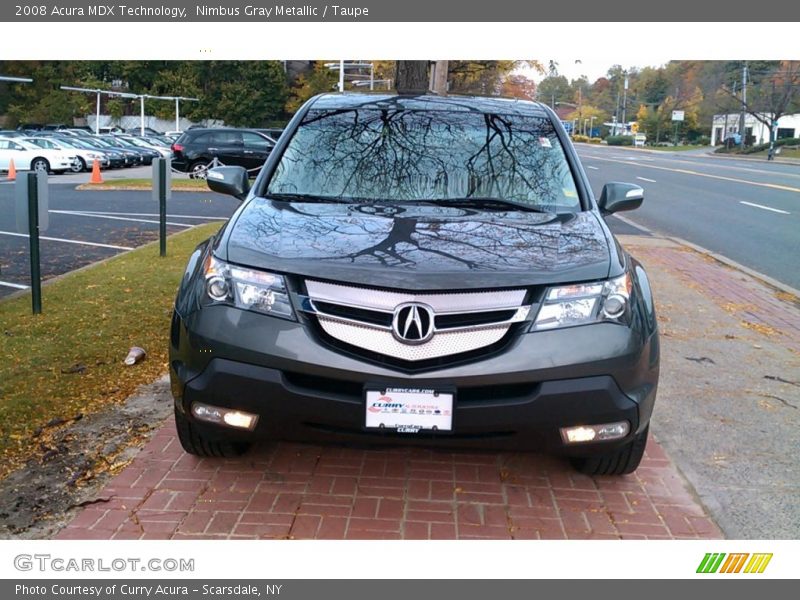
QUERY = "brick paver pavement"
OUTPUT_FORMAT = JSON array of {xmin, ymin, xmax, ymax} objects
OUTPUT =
[
  {"xmin": 631, "ymin": 244, "xmax": 800, "ymax": 353},
  {"xmin": 58, "ymin": 235, "xmax": 794, "ymax": 542},
  {"xmin": 57, "ymin": 423, "xmax": 720, "ymax": 540}
]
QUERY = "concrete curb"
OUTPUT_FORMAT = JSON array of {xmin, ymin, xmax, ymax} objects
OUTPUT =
[
  {"xmin": 614, "ymin": 214, "xmax": 800, "ymax": 299},
  {"xmin": 699, "ymin": 152, "xmax": 800, "ymax": 166}
]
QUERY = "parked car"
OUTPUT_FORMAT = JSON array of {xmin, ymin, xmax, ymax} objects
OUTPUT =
[
  {"xmin": 58, "ymin": 136, "xmax": 126, "ymax": 169},
  {"xmin": 171, "ymin": 128, "xmax": 275, "ymax": 177},
  {"xmin": 116, "ymin": 134, "xmax": 171, "ymax": 158},
  {"xmin": 169, "ymin": 94, "xmax": 660, "ymax": 475},
  {"xmin": 0, "ymin": 136, "xmax": 77, "ymax": 173},
  {"xmin": 25, "ymin": 137, "xmax": 110, "ymax": 172},
  {"xmin": 16, "ymin": 123, "xmax": 45, "ymax": 132},
  {"xmin": 723, "ymin": 132, "xmax": 742, "ymax": 147},
  {"xmin": 88, "ymin": 137, "xmax": 143, "ymax": 167},
  {"xmin": 126, "ymin": 127, "xmax": 163, "ymax": 136},
  {"xmin": 254, "ymin": 127, "xmax": 283, "ymax": 142},
  {"xmin": 102, "ymin": 135, "xmax": 159, "ymax": 164}
]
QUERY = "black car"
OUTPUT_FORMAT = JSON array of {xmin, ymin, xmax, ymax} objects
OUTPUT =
[
  {"xmin": 88, "ymin": 137, "xmax": 143, "ymax": 167},
  {"xmin": 101, "ymin": 135, "xmax": 158, "ymax": 165},
  {"xmin": 170, "ymin": 94, "xmax": 660, "ymax": 475},
  {"xmin": 171, "ymin": 128, "xmax": 275, "ymax": 177}
]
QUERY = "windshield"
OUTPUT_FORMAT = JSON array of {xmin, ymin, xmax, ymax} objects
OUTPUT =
[
  {"xmin": 266, "ymin": 108, "xmax": 581, "ymax": 211},
  {"xmin": 126, "ymin": 138, "xmax": 153, "ymax": 148}
]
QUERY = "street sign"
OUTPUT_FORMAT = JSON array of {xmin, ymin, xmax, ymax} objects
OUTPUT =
[
  {"xmin": 15, "ymin": 171, "xmax": 48, "ymax": 233},
  {"xmin": 672, "ymin": 110, "xmax": 685, "ymax": 122}
]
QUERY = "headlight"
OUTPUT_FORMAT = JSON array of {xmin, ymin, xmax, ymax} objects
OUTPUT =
[
  {"xmin": 203, "ymin": 256, "xmax": 295, "ymax": 320},
  {"xmin": 532, "ymin": 273, "xmax": 632, "ymax": 331}
]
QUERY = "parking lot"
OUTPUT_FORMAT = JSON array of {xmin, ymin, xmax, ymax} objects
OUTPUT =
[{"xmin": 0, "ymin": 175, "xmax": 238, "ymax": 297}]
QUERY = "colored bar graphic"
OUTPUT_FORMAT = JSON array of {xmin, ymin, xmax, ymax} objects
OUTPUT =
[
  {"xmin": 744, "ymin": 553, "xmax": 773, "ymax": 574},
  {"xmin": 698, "ymin": 552, "xmax": 772, "ymax": 574},
  {"xmin": 720, "ymin": 553, "xmax": 749, "ymax": 573},
  {"xmin": 697, "ymin": 553, "xmax": 726, "ymax": 573}
]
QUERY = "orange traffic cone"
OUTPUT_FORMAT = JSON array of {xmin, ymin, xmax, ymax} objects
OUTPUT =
[
  {"xmin": 7, "ymin": 158, "xmax": 16, "ymax": 181},
  {"xmin": 90, "ymin": 159, "xmax": 103, "ymax": 184}
]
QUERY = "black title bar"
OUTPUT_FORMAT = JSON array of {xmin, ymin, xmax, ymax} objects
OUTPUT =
[{"xmin": 3, "ymin": 0, "xmax": 798, "ymax": 22}]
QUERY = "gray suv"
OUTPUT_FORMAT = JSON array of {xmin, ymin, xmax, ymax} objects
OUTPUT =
[{"xmin": 169, "ymin": 93, "xmax": 659, "ymax": 475}]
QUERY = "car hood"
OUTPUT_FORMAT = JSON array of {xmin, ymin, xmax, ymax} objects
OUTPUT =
[{"xmin": 223, "ymin": 198, "xmax": 612, "ymax": 290}]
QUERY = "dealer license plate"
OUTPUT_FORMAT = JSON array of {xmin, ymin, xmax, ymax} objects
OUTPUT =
[{"xmin": 364, "ymin": 387, "xmax": 454, "ymax": 432}]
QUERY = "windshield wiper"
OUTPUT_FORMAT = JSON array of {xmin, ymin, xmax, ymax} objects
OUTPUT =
[
  {"xmin": 265, "ymin": 192, "xmax": 356, "ymax": 204},
  {"xmin": 419, "ymin": 197, "xmax": 552, "ymax": 213}
]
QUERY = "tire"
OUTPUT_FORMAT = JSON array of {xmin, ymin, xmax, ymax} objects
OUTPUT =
[
  {"xmin": 569, "ymin": 425, "xmax": 649, "ymax": 476},
  {"xmin": 31, "ymin": 158, "xmax": 50, "ymax": 174},
  {"xmin": 174, "ymin": 407, "xmax": 251, "ymax": 458},
  {"xmin": 70, "ymin": 157, "xmax": 85, "ymax": 173},
  {"xmin": 189, "ymin": 160, "xmax": 210, "ymax": 179}
]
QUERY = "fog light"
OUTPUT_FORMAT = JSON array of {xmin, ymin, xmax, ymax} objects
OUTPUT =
[
  {"xmin": 561, "ymin": 421, "xmax": 630, "ymax": 444},
  {"xmin": 191, "ymin": 402, "xmax": 258, "ymax": 431}
]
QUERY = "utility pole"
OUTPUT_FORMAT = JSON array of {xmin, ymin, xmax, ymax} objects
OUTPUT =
[
  {"xmin": 740, "ymin": 61, "xmax": 747, "ymax": 150},
  {"xmin": 621, "ymin": 73, "xmax": 629, "ymax": 135}
]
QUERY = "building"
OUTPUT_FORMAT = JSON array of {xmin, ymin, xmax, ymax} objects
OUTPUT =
[{"xmin": 711, "ymin": 112, "xmax": 800, "ymax": 146}]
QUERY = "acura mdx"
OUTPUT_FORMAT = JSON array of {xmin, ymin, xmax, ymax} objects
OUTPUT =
[{"xmin": 169, "ymin": 94, "xmax": 660, "ymax": 475}]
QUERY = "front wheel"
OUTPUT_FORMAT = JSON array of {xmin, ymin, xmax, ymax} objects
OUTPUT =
[
  {"xmin": 174, "ymin": 407, "xmax": 251, "ymax": 458},
  {"xmin": 31, "ymin": 158, "xmax": 50, "ymax": 174},
  {"xmin": 569, "ymin": 425, "xmax": 649, "ymax": 476},
  {"xmin": 189, "ymin": 160, "xmax": 209, "ymax": 179}
]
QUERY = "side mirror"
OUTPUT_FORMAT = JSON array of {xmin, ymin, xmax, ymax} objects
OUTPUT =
[
  {"xmin": 206, "ymin": 166, "xmax": 250, "ymax": 201},
  {"xmin": 598, "ymin": 182, "xmax": 644, "ymax": 215}
]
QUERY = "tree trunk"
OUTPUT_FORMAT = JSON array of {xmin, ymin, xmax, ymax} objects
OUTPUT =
[
  {"xmin": 395, "ymin": 61, "xmax": 431, "ymax": 95},
  {"xmin": 431, "ymin": 60, "xmax": 449, "ymax": 95}
]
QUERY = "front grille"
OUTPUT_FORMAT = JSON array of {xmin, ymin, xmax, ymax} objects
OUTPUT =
[
  {"xmin": 313, "ymin": 301, "xmax": 391, "ymax": 327},
  {"xmin": 435, "ymin": 309, "xmax": 518, "ymax": 330},
  {"xmin": 301, "ymin": 280, "xmax": 532, "ymax": 365}
]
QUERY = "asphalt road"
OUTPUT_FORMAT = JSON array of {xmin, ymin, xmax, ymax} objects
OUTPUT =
[{"xmin": 577, "ymin": 145, "xmax": 800, "ymax": 290}]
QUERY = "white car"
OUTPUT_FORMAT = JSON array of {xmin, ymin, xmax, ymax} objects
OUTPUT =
[
  {"xmin": 0, "ymin": 137, "xmax": 77, "ymax": 174},
  {"xmin": 24, "ymin": 137, "xmax": 109, "ymax": 172}
]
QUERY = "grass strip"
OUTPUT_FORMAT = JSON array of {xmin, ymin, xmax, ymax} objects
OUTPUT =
[
  {"xmin": 77, "ymin": 178, "xmax": 210, "ymax": 192},
  {"xmin": 0, "ymin": 222, "xmax": 221, "ymax": 478}
]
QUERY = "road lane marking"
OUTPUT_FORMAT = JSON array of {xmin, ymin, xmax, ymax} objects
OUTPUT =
[
  {"xmin": 636, "ymin": 177, "xmax": 657, "ymax": 183},
  {"xmin": 578, "ymin": 149, "xmax": 800, "ymax": 179},
  {"xmin": 739, "ymin": 201, "xmax": 790, "ymax": 215},
  {"xmin": 0, "ymin": 231, "xmax": 133, "ymax": 251},
  {"xmin": 610, "ymin": 214, "xmax": 653, "ymax": 234},
  {"xmin": 62, "ymin": 210, "xmax": 223, "ymax": 220},
  {"xmin": 586, "ymin": 166, "xmax": 599, "ymax": 170},
  {"xmin": 50, "ymin": 210, "xmax": 193, "ymax": 228},
  {"xmin": 0, "ymin": 280, "xmax": 29, "ymax": 290},
  {"xmin": 585, "ymin": 155, "xmax": 800, "ymax": 194}
]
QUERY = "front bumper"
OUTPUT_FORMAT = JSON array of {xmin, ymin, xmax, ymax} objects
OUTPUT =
[{"xmin": 170, "ymin": 305, "xmax": 659, "ymax": 454}]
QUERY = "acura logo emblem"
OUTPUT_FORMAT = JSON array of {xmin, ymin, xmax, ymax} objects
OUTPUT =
[{"xmin": 392, "ymin": 302, "xmax": 435, "ymax": 344}]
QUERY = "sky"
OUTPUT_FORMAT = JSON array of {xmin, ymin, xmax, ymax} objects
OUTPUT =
[{"xmin": 526, "ymin": 58, "xmax": 673, "ymax": 83}]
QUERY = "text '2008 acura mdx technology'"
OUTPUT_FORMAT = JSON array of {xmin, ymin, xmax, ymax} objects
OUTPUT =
[{"xmin": 170, "ymin": 94, "xmax": 660, "ymax": 475}]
